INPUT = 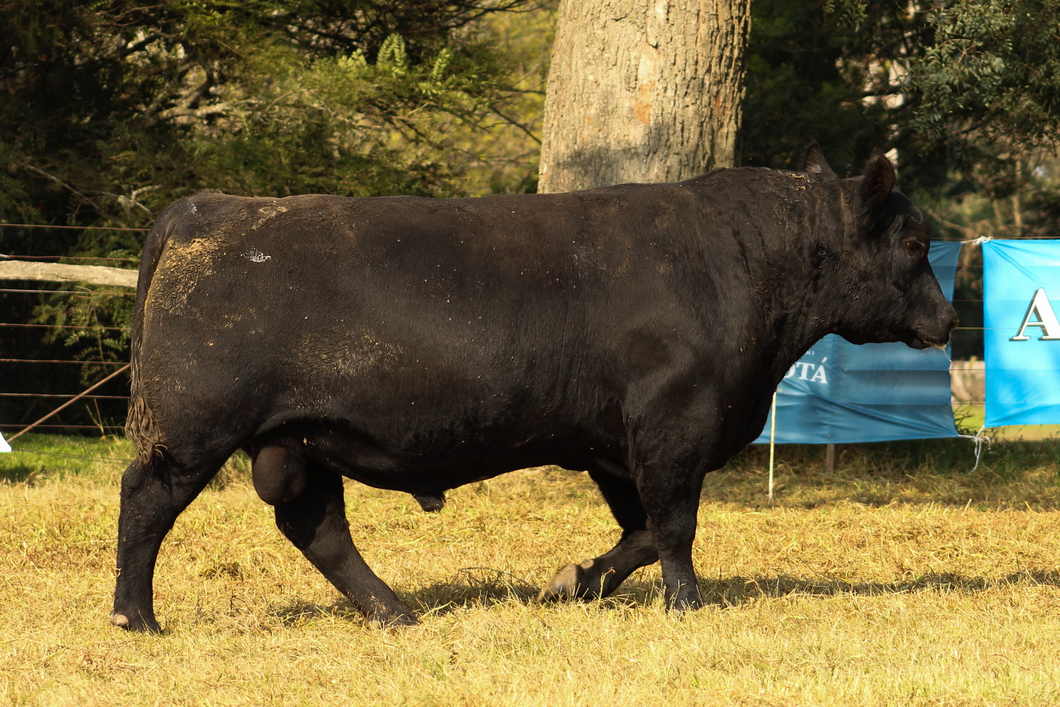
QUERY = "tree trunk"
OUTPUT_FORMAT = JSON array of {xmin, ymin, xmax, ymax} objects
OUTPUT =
[{"xmin": 538, "ymin": 0, "xmax": 751, "ymax": 193}]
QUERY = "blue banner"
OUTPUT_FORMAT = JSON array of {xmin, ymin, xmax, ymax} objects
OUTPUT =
[
  {"xmin": 754, "ymin": 241, "xmax": 962, "ymax": 444},
  {"xmin": 983, "ymin": 240, "xmax": 1060, "ymax": 427}
]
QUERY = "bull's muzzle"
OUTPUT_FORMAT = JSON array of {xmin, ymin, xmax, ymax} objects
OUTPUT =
[{"xmin": 913, "ymin": 307, "xmax": 959, "ymax": 350}]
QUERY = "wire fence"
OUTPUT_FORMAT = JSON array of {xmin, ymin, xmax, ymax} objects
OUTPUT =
[{"xmin": 1, "ymin": 236, "xmax": 136, "ymax": 437}]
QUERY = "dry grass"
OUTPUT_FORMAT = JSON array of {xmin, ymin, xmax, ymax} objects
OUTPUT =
[{"xmin": 2, "ymin": 435, "xmax": 1060, "ymax": 705}]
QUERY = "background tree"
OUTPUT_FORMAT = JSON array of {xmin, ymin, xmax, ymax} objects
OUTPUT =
[
  {"xmin": 537, "ymin": 0, "xmax": 751, "ymax": 192},
  {"xmin": 0, "ymin": 1, "xmax": 547, "ymax": 226}
]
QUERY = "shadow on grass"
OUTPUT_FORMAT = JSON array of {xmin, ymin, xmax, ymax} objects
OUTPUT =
[
  {"xmin": 410, "ymin": 568, "xmax": 1060, "ymax": 616},
  {"xmin": 268, "ymin": 600, "xmax": 366, "ymax": 627},
  {"xmin": 0, "ymin": 462, "xmax": 39, "ymax": 483},
  {"xmin": 707, "ymin": 436, "xmax": 1060, "ymax": 510},
  {"xmin": 696, "ymin": 569, "xmax": 1060, "ymax": 608},
  {"xmin": 409, "ymin": 567, "xmax": 541, "ymax": 616},
  {"xmin": 261, "ymin": 568, "xmax": 1060, "ymax": 625},
  {"xmin": 265, "ymin": 568, "xmax": 541, "ymax": 625}
]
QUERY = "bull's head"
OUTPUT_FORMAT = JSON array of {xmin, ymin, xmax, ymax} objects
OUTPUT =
[{"xmin": 807, "ymin": 145, "xmax": 959, "ymax": 350}]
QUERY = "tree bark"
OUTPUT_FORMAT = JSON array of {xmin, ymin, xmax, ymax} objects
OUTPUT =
[{"xmin": 538, "ymin": 0, "xmax": 751, "ymax": 193}]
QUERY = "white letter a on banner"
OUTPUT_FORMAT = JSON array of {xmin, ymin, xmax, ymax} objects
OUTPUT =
[{"xmin": 1011, "ymin": 288, "xmax": 1060, "ymax": 341}]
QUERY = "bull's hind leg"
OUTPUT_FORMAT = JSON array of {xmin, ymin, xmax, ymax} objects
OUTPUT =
[
  {"xmin": 539, "ymin": 466, "xmax": 659, "ymax": 602},
  {"xmin": 112, "ymin": 454, "xmax": 224, "ymax": 632},
  {"xmin": 272, "ymin": 462, "xmax": 417, "ymax": 627}
]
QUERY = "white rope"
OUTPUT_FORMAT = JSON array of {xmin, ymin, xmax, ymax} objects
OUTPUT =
[
  {"xmin": 970, "ymin": 426, "xmax": 991, "ymax": 471},
  {"xmin": 768, "ymin": 390, "xmax": 777, "ymax": 502}
]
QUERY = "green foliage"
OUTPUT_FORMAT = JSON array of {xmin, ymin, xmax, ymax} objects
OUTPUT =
[
  {"xmin": 32, "ymin": 290, "xmax": 133, "ymax": 385},
  {"xmin": 743, "ymin": 1, "xmax": 1060, "ymax": 189},
  {"xmin": 0, "ymin": 142, "xmax": 28, "ymax": 219},
  {"xmin": 740, "ymin": 0, "xmax": 895, "ymax": 175},
  {"xmin": 912, "ymin": 1, "xmax": 1060, "ymax": 151},
  {"xmin": 173, "ymin": 32, "xmax": 487, "ymax": 199},
  {"xmin": 377, "ymin": 33, "xmax": 410, "ymax": 73},
  {"xmin": 0, "ymin": 0, "xmax": 548, "ymax": 227},
  {"xmin": 0, "ymin": 0, "xmax": 546, "ymax": 224}
]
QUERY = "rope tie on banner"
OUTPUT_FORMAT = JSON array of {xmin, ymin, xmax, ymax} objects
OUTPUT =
[{"xmin": 969, "ymin": 426, "xmax": 991, "ymax": 472}]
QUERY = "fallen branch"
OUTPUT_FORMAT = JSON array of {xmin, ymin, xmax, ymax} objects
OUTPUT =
[{"xmin": 0, "ymin": 260, "xmax": 138, "ymax": 288}]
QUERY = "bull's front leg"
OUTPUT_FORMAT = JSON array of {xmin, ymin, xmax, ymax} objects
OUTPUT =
[
  {"xmin": 634, "ymin": 459, "xmax": 707, "ymax": 611},
  {"xmin": 112, "ymin": 456, "xmax": 221, "ymax": 632}
]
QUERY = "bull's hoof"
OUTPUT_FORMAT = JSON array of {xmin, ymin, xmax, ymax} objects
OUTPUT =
[
  {"xmin": 538, "ymin": 559, "xmax": 607, "ymax": 602},
  {"xmin": 664, "ymin": 586, "xmax": 704, "ymax": 613},
  {"xmin": 110, "ymin": 610, "xmax": 161, "ymax": 633},
  {"xmin": 538, "ymin": 562, "xmax": 581, "ymax": 601}
]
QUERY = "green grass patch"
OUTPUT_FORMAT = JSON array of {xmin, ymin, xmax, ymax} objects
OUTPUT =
[
  {"xmin": 954, "ymin": 402, "xmax": 1060, "ymax": 441},
  {"xmin": 0, "ymin": 433, "xmax": 132, "ymax": 484},
  {"xmin": 2, "ymin": 434, "xmax": 1060, "ymax": 704}
]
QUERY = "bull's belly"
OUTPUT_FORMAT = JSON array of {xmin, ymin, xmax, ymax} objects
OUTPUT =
[{"xmin": 261, "ymin": 421, "xmax": 617, "ymax": 496}]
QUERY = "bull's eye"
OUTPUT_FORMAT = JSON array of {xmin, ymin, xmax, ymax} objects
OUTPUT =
[{"xmin": 903, "ymin": 238, "xmax": 925, "ymax": 259}]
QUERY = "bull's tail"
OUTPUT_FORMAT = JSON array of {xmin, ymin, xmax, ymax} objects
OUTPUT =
[{"xmin": 125, "ymin": 203, "xmax": 181, "ymax": 464}]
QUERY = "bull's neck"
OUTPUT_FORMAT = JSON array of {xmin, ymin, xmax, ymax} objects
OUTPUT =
[{"xmin": 753, "ymin": 186, "xmax": 850, "ymax": 386}]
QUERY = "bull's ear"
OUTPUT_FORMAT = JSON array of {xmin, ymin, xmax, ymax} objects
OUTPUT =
[
  {"xmin": 860, "ymin": 153, "xmax": 896, "ymax": 207},
  {"xmin": 802, "ymin": 141, "xmax": 837, "ymax": 182}
]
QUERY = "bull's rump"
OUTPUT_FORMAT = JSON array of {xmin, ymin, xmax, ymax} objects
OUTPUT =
[{"xmin": 132, "ymin": 190, "xmax": 709, "ymax": 474}]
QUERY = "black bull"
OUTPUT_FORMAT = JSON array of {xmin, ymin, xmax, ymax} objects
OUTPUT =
[{"xmin": 111, "ymin": 145, "xmax": 957, "ymax": 631}]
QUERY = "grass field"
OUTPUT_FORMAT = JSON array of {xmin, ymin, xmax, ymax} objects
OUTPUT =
[{"xmin": 2, "ymin": 433, "xmax": 1060, "ymax": 705}]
